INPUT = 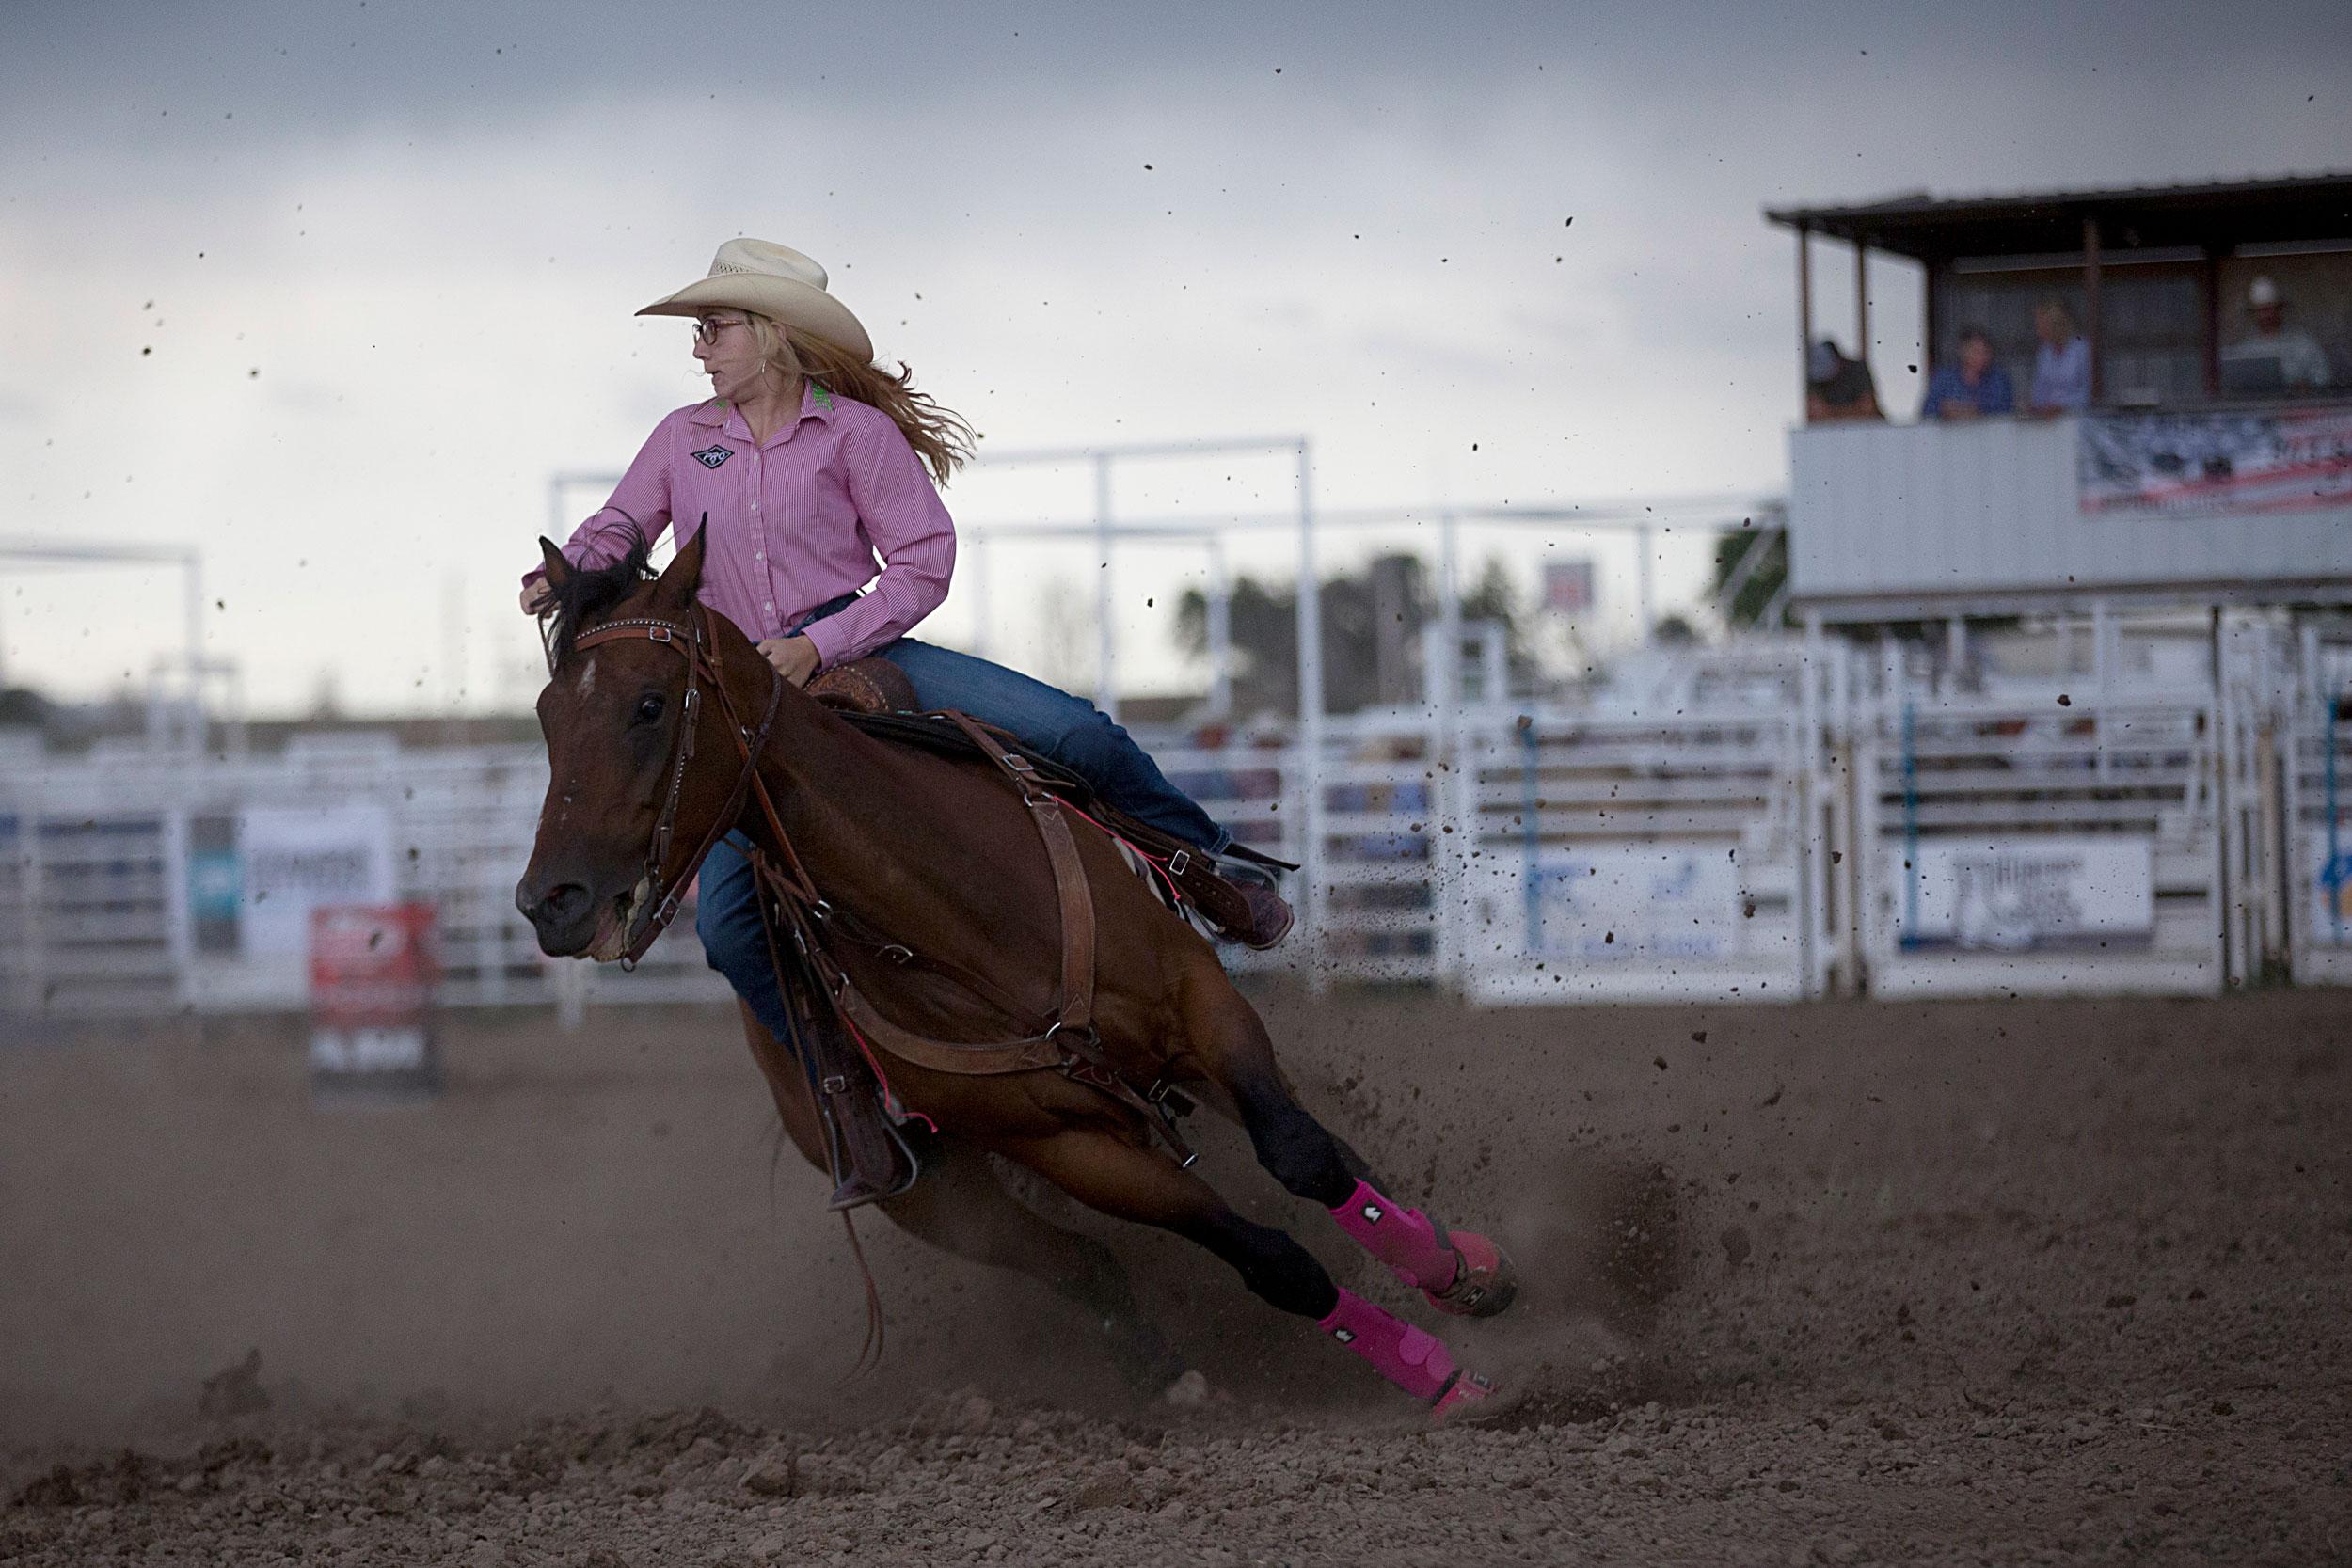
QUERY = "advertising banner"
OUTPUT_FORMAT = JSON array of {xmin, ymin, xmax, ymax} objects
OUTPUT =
[
  {"xmin": 310, "ymin": 902, "xmax": 439, "ymax": 1099},
  {"xmin": 185, "ymin": 813, "xmax": 242, "ymax": 955},
  {"xmin": 1892, "ymin": 835, "xmax": 2153, "ymax": 951},
  {"xmin": 2079, "ymin": 406, "xmax": 2352, "ymax": 516},
  {"xmin": 1529, "ymin": 845, "xmax": 1748, "ymax": 960},
  {"xmin": 237, "ymin": 804, "xmax": 394, "ymax": 958}
]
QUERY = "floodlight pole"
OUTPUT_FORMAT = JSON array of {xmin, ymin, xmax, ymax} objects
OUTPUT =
[
  {"xmin": 1094, "ymin": 452, "xmax": 1117, "ymax": 720},
  {"xmin": 1295, "ymin": 439, "xmax": 1327, "ymax": 988},
  {"xmin": 1206, "ymin": 534, "xmax": 1232, "ymax": 720},
  {"xmin": 1638, "ymin": 525, "xmax": 1658, "ymax": 642}
]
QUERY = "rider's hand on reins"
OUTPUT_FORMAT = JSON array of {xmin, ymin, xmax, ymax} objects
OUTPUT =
[
  {"xmin": 758, "ymin": 635, "xmax": 821, "ymax": 688},
  {"xmin": 520, "ymin": 578, "xmax": 553, "ymax": 616}
]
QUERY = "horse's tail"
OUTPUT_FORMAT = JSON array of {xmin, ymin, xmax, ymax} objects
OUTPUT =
[{"xmin": 838, "ymin": 1210, "xmax": 886, "ymax": 1381}]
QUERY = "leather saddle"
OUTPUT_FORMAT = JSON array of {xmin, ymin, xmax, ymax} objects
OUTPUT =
[{"xmin": 772, "ymin": 658, "xmax": 1291, "ymax": 1209}]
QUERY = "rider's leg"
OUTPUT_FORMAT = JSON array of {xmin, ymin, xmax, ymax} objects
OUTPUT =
[
  {"xmin": 695, "ymin": 832, "xmax": 797, "ymax": 1044},
  {"xmin": 873, "ymin": 638, "xmax": 1231, "ymax": 855}
]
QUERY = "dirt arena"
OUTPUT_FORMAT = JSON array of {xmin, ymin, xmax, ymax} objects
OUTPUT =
[{"xmin": 4, "ymin": 982, "xmax": 2347, "ymax": 1565}]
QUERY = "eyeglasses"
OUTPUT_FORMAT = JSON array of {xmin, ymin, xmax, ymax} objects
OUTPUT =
[{"xmin": 691, "ymin": 316, "xmax": 747, "ymax": 346}]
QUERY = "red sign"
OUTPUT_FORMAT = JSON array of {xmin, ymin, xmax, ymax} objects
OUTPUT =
[{"xmin": 309, "ymin": 903, "xmax": 439, "ymax": 1093}]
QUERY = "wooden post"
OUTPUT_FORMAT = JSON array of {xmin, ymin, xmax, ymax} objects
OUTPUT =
[
  {"xmin": 1796, "ymin": 223, "xmax": 1814, "ymax": 410},
  {"xmin": 2201, "ymin": 250, "xmax": 2222, "ymax": 398},
  {"xmin": 1923, "ymin": 261, "xmax": 1938, "ymax": 395},
  {"xmin": 2082, "ymin": 215, "xmax": 2103, "ymax": 405},
  {"xmin": 1853, "ymin": 236, "xmax": 1870, "ymax": 363}
]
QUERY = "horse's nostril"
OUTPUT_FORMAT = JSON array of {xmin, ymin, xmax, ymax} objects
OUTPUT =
[{"xmin": 519, "ymin": 880, "xmax": 591, "ymax": 927}]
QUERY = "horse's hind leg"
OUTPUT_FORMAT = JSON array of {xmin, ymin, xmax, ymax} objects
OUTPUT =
[
  {"xmin": 1174, "ymin": 972, "xmax": 1519, "ymax": 1321},
  {"xmin": 1001, "ymin": 1125, "xmax": 1492, "ymax": 1416},
  {"xmin": 873, "ymin": 1137, "xmax": 1187, "ymax": 1397}
]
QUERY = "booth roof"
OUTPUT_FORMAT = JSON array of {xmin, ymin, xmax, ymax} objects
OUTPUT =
[{"xmin": 1765, "ymin": 171, "xmax": 2352, "ymax": 263}]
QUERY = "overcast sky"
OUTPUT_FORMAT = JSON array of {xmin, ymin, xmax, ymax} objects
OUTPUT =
[{"xmin": 3, "ymin": 0, "xmax": 2345, "ymax": 713}]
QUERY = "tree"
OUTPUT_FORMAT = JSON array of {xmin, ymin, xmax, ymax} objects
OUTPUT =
[
  {"xmin": 1711, "ymin": 507, "xmax": 1789, "ymax": 631},
  {"xmin": 1175, "ymin": 553, "xmax": 1532, "ymax": 716}
]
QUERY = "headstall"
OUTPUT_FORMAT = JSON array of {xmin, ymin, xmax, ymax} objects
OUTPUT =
[{"xmin": 566, "ymin": 604, "xmax": 785, "ymax": 967}]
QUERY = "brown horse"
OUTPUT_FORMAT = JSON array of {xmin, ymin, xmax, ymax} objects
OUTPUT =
[{"xmin": 514, "ymin": 530, "xmax": 1518, "ymax": 1418}]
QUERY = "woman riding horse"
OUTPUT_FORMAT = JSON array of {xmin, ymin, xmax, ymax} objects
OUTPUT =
[
  {"xmin": 517, "ymin": 241, "xmax": 1514, "ymax": 1418},
  {"xmin": 519, "ymin": 240, "xmax": 1293, "ymax": 1030}
]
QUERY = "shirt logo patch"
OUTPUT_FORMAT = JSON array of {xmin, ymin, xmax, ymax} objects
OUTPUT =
[{"xmin": 691, "ymin": 445, "xmax": 733, "ymax": 470}]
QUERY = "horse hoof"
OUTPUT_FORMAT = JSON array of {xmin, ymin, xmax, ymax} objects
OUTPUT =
[
  {"xmin": 1162, "ymin": 1370, "xmax": 1210, "ymax": 1407},
  {"xmin": 1429, "ymin": 1229, "xmax": 1518, "ymax": 1319},
  {"xmin": 1431, "ymin": 1370, "xmax": 1497, "ymax": 1423}
]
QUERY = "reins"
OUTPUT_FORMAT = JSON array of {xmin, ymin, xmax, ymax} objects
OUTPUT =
[{"xmin": 557, "ymin": 601, "xmax": 1197, "ymax": 1165}]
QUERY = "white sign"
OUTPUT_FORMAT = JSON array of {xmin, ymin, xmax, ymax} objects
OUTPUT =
[
  {"xmin": 237, "ymin": 804, "xmax": 395, "ymax": 958},
  {"xmin": 1530, "ymin": 846, "xmax": 1747, "ymax": 960},
  {"xmin": 1891, "ymin": 835, "xmax": 2153, "ymax": 951}
]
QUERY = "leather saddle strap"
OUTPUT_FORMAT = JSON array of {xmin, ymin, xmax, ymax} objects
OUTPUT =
[
  {"xmin": 756, "ymin": 870, "xmax": 1064, "ymax": 1076},
  {"xmin": 833, "ymin": 974, "xmax": 1067, "ymax": 1076},
  {"xmin": 941, "ymin": 712, "xmax": 1097, "ymax": 1039}
]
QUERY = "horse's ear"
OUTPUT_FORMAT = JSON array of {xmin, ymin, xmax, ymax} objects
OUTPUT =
[
  {"xmin": 652, "ymin": 519, "xmax": 707, "ymax": 608},
  {"xmin": 538, "ymin": 537, "xmax": 574, "ymax": 589}
]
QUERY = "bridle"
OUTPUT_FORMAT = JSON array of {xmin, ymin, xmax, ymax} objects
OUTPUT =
[
  {"xmin": 556, "ymin": 595, "xmax": 1196, "ymax": 1164},
  {"xmin": 567, "ymin": 602, "xmax": 785, "ymax": 968}
]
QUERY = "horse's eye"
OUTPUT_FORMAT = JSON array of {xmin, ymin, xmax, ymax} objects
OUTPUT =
[{"xmin": 633, "ymin": 693, "xmax": 666, "ymax": 725}]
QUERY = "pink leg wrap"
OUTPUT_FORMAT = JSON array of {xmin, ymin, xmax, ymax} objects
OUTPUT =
[
  {"xmin": 1318, "ymin": 1287, "xmax": 1460, "ymax": 1403},
  {"xmin": 1328, "ymin": 1179, "xmax": 1458, "ymax": 1292}
]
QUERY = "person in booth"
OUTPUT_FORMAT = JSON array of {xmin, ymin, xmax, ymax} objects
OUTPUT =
[
  {"xmin": 2026, "ymin": 300, "xmax": 2091, "ymax": 415},
  {"xmin": 519, "ymin": 240, "xmax": 1295, "ymax": 1050},
  {"xmin": 1804, "ymin": 339, "xmax": 1883, "ymax": 422},
  {"xmin": 1920, "ymin": 326, "xmax": 2016, "ymax": 420},
  {"xmin": 2221, "ymin": 276, "xmax": 2333, "ymax": 394}
]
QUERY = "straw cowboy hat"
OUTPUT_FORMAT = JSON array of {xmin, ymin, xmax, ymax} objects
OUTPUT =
[{"xmin": 636, "ymin": 239, "xmax": 874, "ymax": 363}]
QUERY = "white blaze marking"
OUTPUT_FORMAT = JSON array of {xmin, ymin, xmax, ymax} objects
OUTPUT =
[{"xmin": 576, "ymin": 657, "xmax": 597, "ymax": 698}]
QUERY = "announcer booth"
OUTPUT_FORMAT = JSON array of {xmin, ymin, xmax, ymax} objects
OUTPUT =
[{"xmin": 1766, "ymin": 173, "xmax": 2352, "ymax": 997}]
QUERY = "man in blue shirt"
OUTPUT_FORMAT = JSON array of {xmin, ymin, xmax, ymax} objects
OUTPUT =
[
  {"xmin": 1922, "ymin": 326, "xmax": 2016, "ymax": 420},
  {"xmin": 2027, "ymin": 301, "xmax": 2091, "ymax": 414}
]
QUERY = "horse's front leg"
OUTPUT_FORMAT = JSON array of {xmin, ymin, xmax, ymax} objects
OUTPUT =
[{"xmin": 734, "ymin": 1005, "xmax": 1184, "ymax": 1395}]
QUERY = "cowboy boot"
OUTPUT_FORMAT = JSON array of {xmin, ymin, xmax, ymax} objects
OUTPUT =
[{"xmin": 1213, "ymin": 861, "xmax": 1295, "ymax": 950}]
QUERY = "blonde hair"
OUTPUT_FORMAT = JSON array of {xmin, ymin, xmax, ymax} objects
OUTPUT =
[{"xmin": 743, "ymin": 315, "xmax": 975, "ymax": 485}]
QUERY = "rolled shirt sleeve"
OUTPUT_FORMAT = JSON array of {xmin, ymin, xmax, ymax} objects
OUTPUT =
[
  {"xmin": 797, "ymin": 418, "xmax": 957, "ymax": 669},
  {"xmin": 521, "ymin": 418, "xmax": 675, "ymax": 588}
]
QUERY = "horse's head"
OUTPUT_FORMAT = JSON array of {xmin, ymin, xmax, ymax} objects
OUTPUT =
[{"xmin": 514, "ymin": 528, "xmax": 761, "ymax": 960}]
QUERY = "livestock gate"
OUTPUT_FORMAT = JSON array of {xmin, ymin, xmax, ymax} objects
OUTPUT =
[{"xmin": 2, "ymin": 625, "xmax": 2345, "ymax": 1022}]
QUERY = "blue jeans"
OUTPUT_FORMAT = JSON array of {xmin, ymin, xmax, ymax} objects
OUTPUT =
[{"xmin": 696, "ymin": 604, "xmax": 1229, "ymax": 1042}]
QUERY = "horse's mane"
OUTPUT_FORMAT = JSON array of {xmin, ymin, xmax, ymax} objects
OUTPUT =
[{"xmin": 541, "ymin": 523, "xmax": 656, "ymax": 673}]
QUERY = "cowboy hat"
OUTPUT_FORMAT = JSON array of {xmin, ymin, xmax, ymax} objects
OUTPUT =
[{"xmin": 635, "ymin": 239, "xmax": 874, "ymax": 363}]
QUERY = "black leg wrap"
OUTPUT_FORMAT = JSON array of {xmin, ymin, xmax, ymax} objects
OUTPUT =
[{"xmin": 1196, "ymin": 1212, "xmax": 1340, "ymax": 1320}]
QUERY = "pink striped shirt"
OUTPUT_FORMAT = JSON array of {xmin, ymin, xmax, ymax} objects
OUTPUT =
[{"xmin": 536, "ymin": 384, "xmax": 956, "ymax": 669}]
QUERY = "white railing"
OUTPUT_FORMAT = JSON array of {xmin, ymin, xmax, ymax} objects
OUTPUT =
[
  {"xmin": 7, "ymin": 628, "xmax": 2347, "ymax": 1021},
  {"xmin": 1454, "ymin": 701, "xmax": 1811, "ymax": 1004},
  {"xmin": 1851, "ymin": 687, "xmax": 2225, "ymax": 998},
  {"xmin": 2287, "ymin": 626, "xmax": 2352, "ymax": 985}
]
